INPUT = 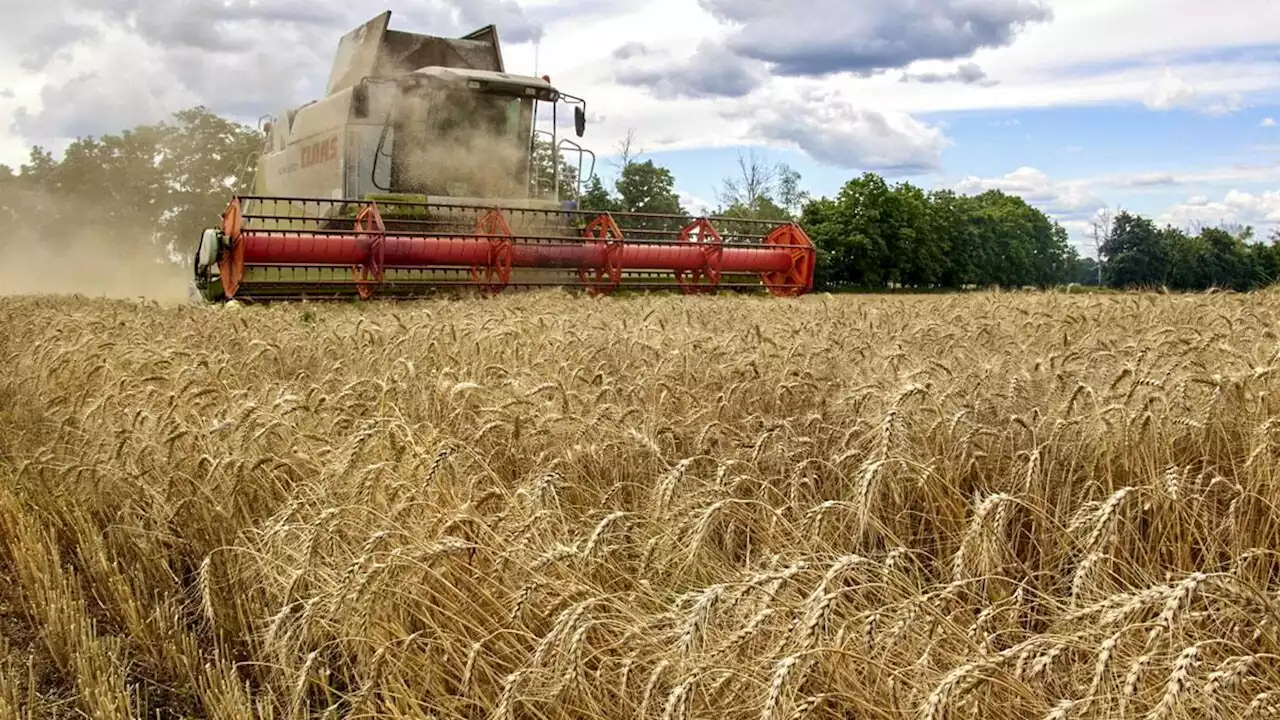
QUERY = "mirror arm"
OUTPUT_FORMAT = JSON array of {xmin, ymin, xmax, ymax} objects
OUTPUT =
[{"xmin": 556, "ymin": 92, "xmax": 589, "ymax": 138}]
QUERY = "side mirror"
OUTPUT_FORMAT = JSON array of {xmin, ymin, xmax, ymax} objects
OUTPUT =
[{"xmin": 574, "ymin": 106, "xmax": 586, "ymax": 138}]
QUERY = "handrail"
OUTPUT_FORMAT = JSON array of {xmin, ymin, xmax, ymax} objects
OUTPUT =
[{"xmin": 556, "ymin": 138, "xmax": 596, "ymax": 204}]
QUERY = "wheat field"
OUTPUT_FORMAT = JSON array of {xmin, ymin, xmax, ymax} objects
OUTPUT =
[{"xmin": 0, "ymin": 289, "xmax": 1278, "ymax": 719}]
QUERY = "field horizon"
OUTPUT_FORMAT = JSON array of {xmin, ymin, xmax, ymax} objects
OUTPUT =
[{"xmin": 0, "ymin": 290, "xmax": 1277, "ymax": 719}]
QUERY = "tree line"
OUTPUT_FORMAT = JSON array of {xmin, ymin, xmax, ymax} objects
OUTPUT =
[
  {"xmin": 1092, "ymin": 211, "xmax": 1280, "ymax": 291},
  {"xmin": 1, "ymin": 106, "xmax": 1275, "ymax": 293},
  {"xmin": 0, "ymin": 108, "xmax": 262, "ymax": 262},
  {"xmin": 580, "ymin": 133, "xmax": 1280, "ymax": 293}
]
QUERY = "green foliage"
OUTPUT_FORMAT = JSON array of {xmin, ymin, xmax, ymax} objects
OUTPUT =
[
  {"xmin": 799, "ymin": 175, "xmax": 1083, "ymax": 291},
  {"xmin": 1100, "ymin": 211, "xmax": 1168, "ymax": 288},
  {"xmin": 579, "ymin": 175, "xmax": 617, "ymax": 213},
  {"xmin": 578, "ymin": 153, "xmax": 687, "ymax": 234},
  {"xmin": 579, "ymin": 160, "xmax": 685, "ymax": 215},
  {"xmin": 529, "ymin": 136, "xmax": 581, "ymax": 202},
  {"xmin": 0, "ymin": 106, "xmax": 261, "ymax": 263},
  {"xmin": 1096, "ymin": 212, "xmax": 1274, "ymax": 292},
  {"xmin": 612, "ymin": 160, "xmax": 686, "ymax": 216},
  {"xmin": 1068, "ymin": 256, "xmax": 1103, "ymax": 286}
]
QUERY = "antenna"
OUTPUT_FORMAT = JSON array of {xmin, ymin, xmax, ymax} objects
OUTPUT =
[{"xmin": 534, "ymin": 39, "xmax": 541, "ymax": 77}]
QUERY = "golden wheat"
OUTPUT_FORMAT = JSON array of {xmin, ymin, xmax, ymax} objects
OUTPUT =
[{"xmin": 0, "ymin": 289, "xmax": 1278, "ymax": 719}]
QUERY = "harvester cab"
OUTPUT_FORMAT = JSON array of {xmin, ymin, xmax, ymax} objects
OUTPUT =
[
  {"xmin": 191, "ymin": 10, "xmax": 816, "ymax": 302},
  {"xmin": 252, "ymin": 11, "xmax": 591, "ymax": 207}
]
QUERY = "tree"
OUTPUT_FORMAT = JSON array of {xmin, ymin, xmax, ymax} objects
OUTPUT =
[
  {"xmin": 578, "ymin": 174, "xmax": 617, "ymax": 213},
  {"xmin": 1198, "ymin": 226, "xmax": 1250, "ymax": 290},
  {"xmin": 802, "ymin": 173, "xmax": 892, "ymax": 288},
  {"xmin": 1247, "ymin": 236, "xmax": 1280, "ymax": 289},
  {"xmin": 1071, "ymin": 256, "xmax": 1102, "ymax": 286},
  {"xmin": 607, "ymin": 129, "xmax": 642, "ymax": 175},
  {"xmin": 799, "ymin": 174, "xmax": 1083, "ymax": 292},
  {"xmin": 613, "ymin": 160, "xmax": 685, "ymax": 216},
  {"xmin": 565, "ymin": 129, "xmax": 690, "ymax": 229},
  {"xmin": 800, "ymin": 196, "xmax": 858, "ymax": 290},
  {"xmin": 716, "ymin": 150, "xmax": 777, "ymax": 213},
  {"xmin": 776, "ymin": 165, "xmax": 809, "ymax": 219},
  {"xmin": 1162, "ymin": 226, "xmax": 1209, "ymax": 291},
  {"xmin": 1100, "ymin": 211, "xmax": 1169, "ymax": 288},
  {"xmin": 927, "ymin": 189, "xmax": 992, "ymax": 288},
  {"xmin": 714, "ymin": 150, "xmax": 807, "ymax": 221},
  {"xmin": 0, "ymin": 108, "xmax": 263, "ymax": 264},
  {"xmin": 158, "ymin": 107, "xmax": 264, "ymax": 258},
  {"xmin": 528, "ymin": 136, "xmax": 585, "ymax": 202},
  {"xmin": 1085, "ymin": 208, "xmax": 1113, "ymax": 285},
  {"xmin": 883, "ymin": 180, "xmax": 942, "ymax": 287}
]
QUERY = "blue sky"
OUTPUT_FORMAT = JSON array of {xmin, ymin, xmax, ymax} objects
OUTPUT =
[
  {"xmin": 2, "ymin": 0, "xmax": 1279, "ymax": 253},
  {"xmin": 612, "ymin": 100, "xmax": 1280, "ymax": 252}
]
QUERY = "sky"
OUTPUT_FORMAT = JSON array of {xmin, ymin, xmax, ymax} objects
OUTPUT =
[{"xmin": 1, "ymin": 0, "xmax": 1279, "ymax": 254}]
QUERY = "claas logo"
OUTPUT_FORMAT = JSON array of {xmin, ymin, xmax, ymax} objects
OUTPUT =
[{"xmin": 301, "ymin": 137, "xmax": 339, "ymax": 168}]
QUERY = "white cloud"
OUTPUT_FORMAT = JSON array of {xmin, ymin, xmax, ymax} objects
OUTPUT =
[
  {"xmin": 1144, "ymin": 67, "xmax": 1197, "ymax": 111},
  {"xmin": 1010, "ymin": 161, "xmax": 1280, "ymax": 200},
  {"xmin": 1106, "ymin": 163, "xmax": 1280, "ymax": 190},
  {"xmin": 0, "ymin": 1, "xmax": 545, "ymax": 158},
  {"xmin": 973, "ymin": 0, "xmax": 1280, "ymax": 73},
  {"xmin": 1140, "ymin": 67, "xmax": 1246, "ymax": 116},
  {"xmin": 2, "ymin": 0, "xmax": 1280, "ymax": 189},
  {"xmin": 578, "ymin": 0, "xmax": 1280, "ymax": 127},
  {"xmin": 612, "ymin": 40, "xmax": 766, "ymax": 99},
  {"xmin": 1202, "ymin": 93, "xmax": 1246, "ymax": 117},
  {"xmin": 955, "ymin": 166, "xmax": 1105, "ymax": 217},
  {"xmin": 1159, "ymin": 190, "xmax": 1280, "ymax": 230},
  {"xmin": 757, "ymin": 57, "xmax": 1280, "ymax": 119},
  {"xmin": 953, "ymin": 166, "xmax": 1113, "ymax": 252},
  {"xmin": 900, "ymin": 62, "xmax": 998, "ymax": 87},
  {"xmin": 958, "ymin": 161, "xmax": 1280, "ymax": 205},
  {"xmin": 681, "ymin": 0, "xmax": 1053, "ymax": 81},
  {"xmin": 1263, "ymin": 118, "xmax": 1278, "ymax": 128},
  {"xmin": 678, "ymin": 190, "xmax": 713, "ymax": 216},
  {"xmin": 1125, "ymin": 172, "xmax": 1177, "ymax": 187},
  {"xmin": 744, "ymin": 89, "xmax": 950, "ymax": 172},
  {"xmin": 11, "ymin": 27, "xmax": 206, "ymax": 143},
  {"xmin": 950, "ymin": 160, "xmax": 1280, "ymax": 252}
]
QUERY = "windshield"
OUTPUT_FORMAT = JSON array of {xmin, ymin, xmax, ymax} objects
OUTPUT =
[
  {"xmin": 390, "ymin": 85, "xmax": 534, "ymax": 199},
  {"xmin": 439, "ymin": 91, "xmax": 524, "ymax": 138}
]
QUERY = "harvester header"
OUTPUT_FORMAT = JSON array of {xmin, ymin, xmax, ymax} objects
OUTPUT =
[{"xmin": 191, "ymin": 10, "xmax": 816, "ymax": 302}]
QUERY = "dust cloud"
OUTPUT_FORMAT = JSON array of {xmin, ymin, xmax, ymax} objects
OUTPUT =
[
  {"xmin": 0, "ymin": 189, "xmax": 193, "ymax": 305},
  {"xmin": 0, "ymin": 85, "xmax": 570, "ymax": 307},
  {"xmin": 394, "ymin": 87, "xmax": 532, "ymax": 200},
  {"xmin": 0, "ymin": 238, "xmax": 192, "ymax": 304},
  {"xmin": 387, "ymin": 87, "xmax": 577, "ymax": 244}
]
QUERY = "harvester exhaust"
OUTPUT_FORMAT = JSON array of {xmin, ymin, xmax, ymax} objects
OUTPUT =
[{"xmin": 208, "ymin": 196, "xmax": 816, "ymax": 301}]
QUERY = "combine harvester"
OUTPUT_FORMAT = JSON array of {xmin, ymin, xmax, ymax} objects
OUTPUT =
[{"xmin": 191, "ymin": 11, "xmax": 816, "ymax": 302}]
